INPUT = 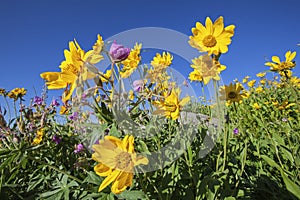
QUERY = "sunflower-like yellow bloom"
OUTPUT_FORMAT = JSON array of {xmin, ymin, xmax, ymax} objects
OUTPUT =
[
  {"xmin": 32, "ymin": 128, "xmax": 44, "ymax": 145},
  {"xmin": 219, "ymin": 83, "xmax": 244, "ymax": 104},
  {"xmin": 189, "ymin": 16, "xmax": 235, "ymax": 55},
  {"xmin": 256, "ymin": 72, "xmax": 266, "ymax": 78},
  {"xmin": 7, "ymin": 88, "xmax": 27, "ymax": 101},
  {"xmin": 151, "ymin": 52, "xmax": 173, "ymax": 69},
  {"xmin": 247, "ymin": 80, "xmax": 256, "ymax": 88},
  {"xmin": 120, "ymin": 43, "xmax": 142, "ymax": 78},
  {"xmin": 265, "ymin": 51, "xmax": 296, "ymax": 72},
  {"xmin": 40, "ymin": 35, "xmax": 104, "ymax": 103},
  {"xmin": 153, "ymin": 88, "xmax": 190, "ymax": 120},
  {"xmin": 92, "ymin": 135, "xmax": 148, "ymax": 194},
  {"xmin": 252, "ymin": 103, "xmax": 261, "ymax": 110},
  {"xmin": 188, "ymin": 54, "xmax": 226, "ymax": 85},
  {"xmin": 242, "ymin": 76, "xmax": 250, "ymax": 83}
]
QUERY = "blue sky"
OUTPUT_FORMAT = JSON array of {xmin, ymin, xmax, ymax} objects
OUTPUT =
[{"xmin": 1, "ymin": 0, "xmax": 300, "ymax": 105}]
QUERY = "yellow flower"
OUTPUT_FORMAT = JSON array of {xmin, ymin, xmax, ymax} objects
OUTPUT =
[
  {"xmin": 255, "ymin": 86, "xmax": 263, "ymax": 93},
  {"xmin": 260, "ymin": 79, "xmax": 266, "ymax": 85},
  {"xmin": 219, "ymin": 83, "xmax": 244, "ymax": 104},
  {"xmin": 290, "ymin": 77, "xmax": 300, "ymax": 88},
  {"xmin": 274, "ymin": 100, "xmax": 296, "ymax": 110},
  {"xmin": 7, "ymin": 88, "xmax": 27, "ymax": 100},
  {"xmin": 256, "ymin": 72, "xmax": 266, "ymax": 78},
  {"xmin": 32, "ymin": 128, "xmax": 44, "ymax": 145},
  {"xmin": 189, "ymin": 16, "xmax": 235, "ymax": 55},
  {"xmin": 247, "ymin": 80, "xmax": 256, "ymax": 88},
  {"xmin": 0, "ymin": 88, "xmax": 6, "ymax": 96},
  {"xmin": 100, "ymin": 69, "xmax": 112, "ymax": 83},
  {"xmin": 252, "ymin": 103, "xmax": 261, "ymax": 109},
  {"xmin": 279, "ymin": 70, "xmax": 293, "ymax": 78},
  {"xmin": 60, "ymin": 105, "xmax": 69, "ymax": 115},
  {"xmin": 189, "ymin": 54, "xmax": 226, "ymax": 85},
  {"xmin": 121, "ymin": 43, "xmax": 142, "ymax": 78},
  {"xmin": 41, "ymin": 36, "xmax": 103, "ymax": 103},
  {"xmin": 128, "ymin": 90, "xmax": 134, "ymax": 101},
  {"xmin": 151, "ymin": 52, "xmax": 173, "ymax": 69},
  {"xmin": 242, "ymin": 76, "xmax": 250, "ymax": 83},
  {"xmin": 92, "ymin": 135, "xmax": 148, "ymax": 194},
  {"xmin": 265, "ymin": 51, "xmax": 296, "ymax": 72},
  {"xmin": 153, "ymin": 89, "xmax": 190, "ymax": 120}
]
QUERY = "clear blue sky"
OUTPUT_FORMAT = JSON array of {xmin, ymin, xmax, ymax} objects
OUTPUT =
[{"xmin": 1, "ymin": 0, "xmax": 300, "ymax": 104}]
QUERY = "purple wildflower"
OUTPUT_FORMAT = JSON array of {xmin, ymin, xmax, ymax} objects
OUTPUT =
[
  {"xmin": 133, "ymin": 80, "xmax": 144, "ymax": 92},
  {"xmin": 233, "ymin": 128, "xmax": 239, "ymax": 135},
  {"xmin": 74, "ymin": 143, "xmax": 84, "ymax": 153},
  {"xmin": 33, "ymin": 96, "xmax": 43, "ymax": 106},
  {"xmin": 109, "ymin": 41, "xmax": 130, "ymax": 62},
  {"xmin": 51, "ymin": 99, "xmax": 60, "ymax": 107},
  {"xmin": 52, "ymin": 135, "xmax": 62, "ymax": 144},
  {"xmin": 69, "ymin": 112, "xmax": 79, "ymax": 121}
]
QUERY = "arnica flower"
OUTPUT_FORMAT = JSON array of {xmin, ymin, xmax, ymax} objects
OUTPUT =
[
  {"xmin": 0, "ymin": 88, "xmax": 7, "ymax": 96},
  {"xmin": 189, "ymin": 16, "xmax": 235, "ymax": 55},
  {"xmin": 32, "ymin": 128, "xmax": 44, "ymax": 145},
  {"xmin": 7, "ymin": 88, "xmax": 27, "ymax": 101},
  {"xmin": 255, "ymin": 86, "xmax": 263, "ymax": 93},
  {"xmin": 265, "ymin": 51, "xmax": 296, "ymax": 72},
  {"xmin": 242, "ymin": 76, "xmax": 250, "ymax": 83},
  {"xmin": 247, "ymin": 80, "xmax": 256, "ymax": 88},
  {"xmin": 189, "ymin": 54, "xmax": 226, "ymax": 85},
  {"xmin": 40, "ymin": 35, "xmax": 104, "ymax": 103},
  {"xmin": 279, "ymin": 70, "xmax": 293, "ymax": 78},
  {"xmin": 109, "ymin": 41, "xmax": 130, "ymax": 63},
  {"xmin": 153, "ymin": 88, "xmax": 190, "ymax": 120},
  {"xmin": 92, "ymin": 135, "xmax": 149, "ymax": 194},
  {"xmin": 120, "ymin": 43, "xmax": 142, "ymax": 78},
  {"xmin": 252, "ymin": 103, "xmax": 261, "ymax": 110},
  {"xmin": 219, "ymin": 83, "xmax": 244, "ymax": 104},
  {"xmin": 151, "ymin": 52, "xmax": 173, "ymax": 69},
  {"xmin": 256, "ymin": 72, "xmax": 266, "ymax": 78}
]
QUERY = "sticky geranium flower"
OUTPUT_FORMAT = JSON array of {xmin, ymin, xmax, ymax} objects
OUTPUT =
[
  {"xmin": 233, "ymin": 128, "xmax": 239, "ymax": 135},
  {"xmin": 265, "ymin": 51, "xmax": 296, "ymax": 72},
  {"xmin": 74, "ymin": 143, "xmax": 84, "ymax": 153},
  {"xmin": 189, "ymin": 16, "xmax": 235, "ymax": 55},
  {"xmin": 188, "ymin": 54, "xmax": 226, "ymax": 85},
  {"xmin": 132, "ymin": 80, "xmax": 144, "ymax": 92},
  {"xmin": 52, "ymin": 135, "xmax": 62, "ymax": 144},
  {"xmin": 92, "ymin": 135, "xmax": 149, "ymax": 194},
  {"xmin": 109, "ymin": 41, "xmax": 130, "ymax": 62},
  {"xmin": 51, "ymin": 99, "xmax": 60, "ymax": 107},
  {"xmin": 33, "ymin": 96, "xmax": 43, "ymax": 106}
]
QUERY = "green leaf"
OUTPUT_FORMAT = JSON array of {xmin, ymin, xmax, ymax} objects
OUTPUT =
[
  {"xmin": 83, "ymin": 171, "xmax": 103, "ymax": 185},
  {"xmin": 40, "ymin": 188, "xmax": 63, "ymax": 198},
  {"xmin": 117, "ymin": 190, "xmax": 147, "ymax": 200},
  {"xmin": 261, "ymin": 155, "xmax": 281, "ymax": 170},
  {"xmin": 280, "ymin": 171, "xmax": 300, "ymax": 199}
]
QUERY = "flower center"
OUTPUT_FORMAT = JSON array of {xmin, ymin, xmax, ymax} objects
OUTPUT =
[
  {"xmin": 228, "ymin": 92, "xmax": 237, "ymax": 99},
  {"xmin": 203, "ymin": 35, "xmax": 217, "ymax": 47},
  {"xmin": 115, "ymin": 152, "xmax": 132, "ymax": 170}
]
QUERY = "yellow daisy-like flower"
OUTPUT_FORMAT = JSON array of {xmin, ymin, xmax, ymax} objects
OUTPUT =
[
  {"xmin": 151, "ymin": 52, "xmax": 173, "ymax": 69},
  {"xmin": 265, "ymin": 51, "xmax": 296, "ymax": 72},
  {"xmin": 32, "ymin": 128, "xmax": 44, "ymax": 145},
  {"xmin": 153, "ymin": 88, "xmax": 190, "ymax": 120},
  {"xmin": 290, "ymin": 76, "xmax": 300, "ymax": 88},
  {"xmin": 99, "ymin": 69, "xmax": 112, "ymax": 83},
  {"xmin": 256, "ymin": 72, "xmax": 266, "ymax": 78},
  {"xmin": 219, "ymin": 83, "xmax": 244, "ymax": 104},
  {"xmin": 189, "ymin": 16, "xmax": 235, "ymax": 55},
  {"xmin": 40, "ymin": 35, "xmax": 104, "ymax": 103},
  {"xmin": 252, "ymin": 103, "xmax": 261, "ymax": 110},
  {"xmin": 242, "ymin": 76, "xmax": 250, "ymax": 83},
  {"xmin": 255, "ymin": 86, "xmax": 263, "ymax": 93},
  {"xmin": 247, "ymin": 80, "xmax": 256, "ymax": 88},
  {"xmin": 7, "ymin": 88, "xmax": 27, "ymax": 101},
  {"xmin": 189, "ymin": 54, "xmax": 226, "ymax": 85},
  {"xmin": 0, "ymin": 88, "xmax": 6, "ymax": 96},
  {"xmin": 279, "ymin": 70, "xmax": 293, "ymax": 78},
  {"xmin": 92, "ymin": 135, "xmax": 148, "ymax": 194},
  {"xmin": 121, "ymin": 43, "xmax": 142, "ymax": 79},
  {"xmin": 260, "ymin": 79, "xmax": 266, "ymax": 85}
]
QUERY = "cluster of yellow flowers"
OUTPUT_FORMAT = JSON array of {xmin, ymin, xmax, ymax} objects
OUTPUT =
[
  {"xmin": 32, "ymin": 128, "xmax": 44, "ymax": 145},
  {"xmin": 6, "ymin": 88, "xmax": 27, "ymax": 101}
]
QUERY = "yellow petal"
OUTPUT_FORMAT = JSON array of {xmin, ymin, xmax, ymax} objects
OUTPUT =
[
  {"xmin": 134, "ymin": 155, "xmax": 149, "ymax": 165},
  {"xmin": 179, "ymin": 96, "xmax": 190, "ymax": 107},
  {"xmin": 40, "ymin": 72, "xmax": 60, "ymax": 82},
  {"xmin": 272, "ymin": 56, "xmax": 281, "ymax": 64},
  {"xmin": 94, "ymin": 163, "xmax": 112, "ymax": 176},
  {"xmin": 213, "ymin": 16, "xmax": 224, "ymax": 37},
  {"xmin": 205, "ymin": 17, "xmax": 213, "ymax": 35},
  {"xmin": 111, "ymin": 172, "xmax": 133, "ymax": 194},
  {"xmin": 98, "ymin": 170, "xmax": 120, "ymax": 192}
]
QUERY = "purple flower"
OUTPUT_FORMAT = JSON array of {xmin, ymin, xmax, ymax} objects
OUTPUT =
[
  {"xmin": 69, "ymin": 112, "xmax": 78, "ymax": 121},
  {"xmin": 51, "ymin": 99, "xmax": 60, "ymax": 107},
  {"xmin": 74, "ymin": 143, "xmax": 84, "ymax": 153},
  {"xmin": 282, "ymin": 118, "xmax": 288, "ymax": 122},
  {"xmin": 52, "ymin": 135, "xmax": 62, "ymax": 144},
  {"xmin": 133, "ymin": 80, "xmax": 144, "ymax": 92},
  {"xmin": 233, "ymin": 128, "xmax": 239, "ymax": 135},
  {"xmin": 33, "ymin": 96, "xmax": 43, "ymax": 106},
  {"xmin": 109, "ymin": 41, "xmax": 130, "ymax": 62}
]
